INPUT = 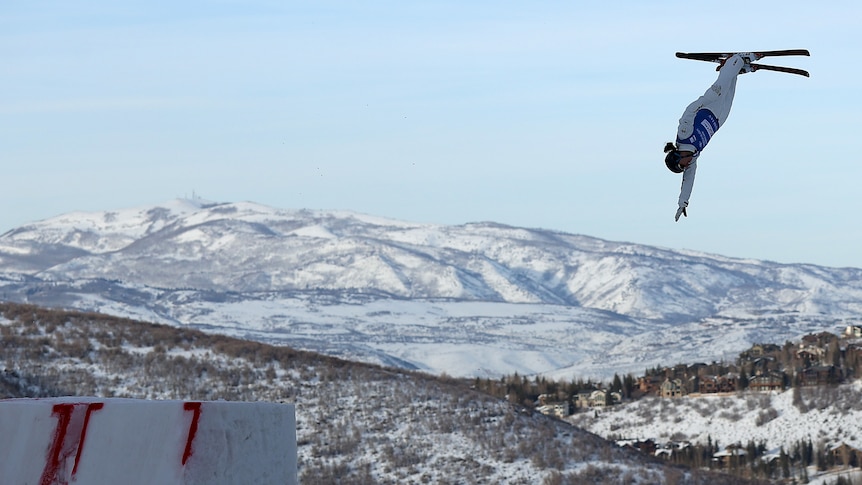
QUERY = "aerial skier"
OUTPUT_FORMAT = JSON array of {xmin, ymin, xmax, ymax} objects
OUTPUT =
[
  {"xmin": 665, "ymin": 49, "xmax": 809, "ymax": 222},
  {"xmin": 663, "ymin": 53, "xmax": 759, "ymax": 222}
]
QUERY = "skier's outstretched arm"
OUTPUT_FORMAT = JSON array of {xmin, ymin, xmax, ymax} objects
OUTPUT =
[{"xmin": 676, "ymin": 160, "xmax": 697, "ymax": 221}]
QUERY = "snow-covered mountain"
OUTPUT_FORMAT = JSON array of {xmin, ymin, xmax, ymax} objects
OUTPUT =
[{"xmin": 2, "ymin": 198, "xmax": 861, "ymax": 379}]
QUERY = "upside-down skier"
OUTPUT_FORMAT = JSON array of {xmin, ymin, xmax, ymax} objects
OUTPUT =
[{"xmin": 664, "ymin": 53, "xmax": 760, "ymax": 222}]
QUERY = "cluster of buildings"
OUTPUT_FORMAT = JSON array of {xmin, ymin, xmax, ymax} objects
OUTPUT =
[
  {"xmin": 535, "ymin": 327, "xmax": 862, "ymax": 419},
  {"xmin": 535, "ymin": 389, "xmax": 619, "ymax": 418},
  {"xmin": 618, "ymin": 438, "xmax": 862, "ymax": 471}
]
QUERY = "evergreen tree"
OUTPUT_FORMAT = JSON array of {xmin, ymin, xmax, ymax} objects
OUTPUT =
[
  {"xmin": 611, "ymin": 373, "xmax": 623, "ymax": 394},
  {"xmin": 622, "ymin": 373, "xmax": 635, "ymax": 399},
  {"xmin": 829, "ymin": 339, "xmax": 842, "ymax": 368},
  {"xmin": 816, "ymin": 444, "xmax": 827, "ymax": 471},
  {"xmin": 780, "ymin": 447, "xmax": 790, "ymax": 479},
  {"xmin": 746, "ymin": 440, "xmax": 758, "ymax": 475}
]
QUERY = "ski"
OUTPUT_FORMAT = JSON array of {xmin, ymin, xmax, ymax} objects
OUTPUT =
[
  {"xmin": 675, "ymin": 49, "xmax": 810, "ymax": 62},
  {"xmin": 676, "ymin": 49, "xmax": 810, "ymax": 77},
  {"xmin": 750, "ymin": 63, "xmax": 809, "ymax": 77}
]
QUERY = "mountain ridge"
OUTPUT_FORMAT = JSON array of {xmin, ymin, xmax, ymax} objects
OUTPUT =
[{"xmin": 1, "ymin": 198, "xmax": 860, "ymax": 379}]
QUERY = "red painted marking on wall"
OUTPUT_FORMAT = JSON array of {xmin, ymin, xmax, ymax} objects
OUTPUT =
[
  {"xmin": 72, "ymin": 403, "xmax": 104, "ymax": 476},
  {"xmin": 39, "ymin": 402, "xmax": 104, "ymax": 485},
  {"xmin": 182, "ymin": 402, "xmax": 203, "ymax": 466},
  {"xmin": 40, "ymin": 404, "xmax": 74, "ymax": 485}
]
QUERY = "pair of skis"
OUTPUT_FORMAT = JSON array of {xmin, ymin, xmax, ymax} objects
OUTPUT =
[{"xmin": 676, "ymin": 49, "xmax": 810, "ymax": 77}]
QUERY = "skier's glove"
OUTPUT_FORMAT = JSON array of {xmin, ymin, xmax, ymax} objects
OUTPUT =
[{"xmin": 675, "ymin": 206, "xmax": 688, "ymax": 222}]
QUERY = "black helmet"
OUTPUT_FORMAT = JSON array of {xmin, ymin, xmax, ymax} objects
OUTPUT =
[{"xmin": 663, "ymin": 142, "xmax": 684, "ymax": 173}]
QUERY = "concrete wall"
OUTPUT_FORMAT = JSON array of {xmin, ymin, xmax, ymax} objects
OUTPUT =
[{"xmin": 0, "ymin": 398, "xmax": 296, "ymax": 485}]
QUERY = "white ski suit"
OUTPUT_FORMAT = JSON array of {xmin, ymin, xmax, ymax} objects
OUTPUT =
[{"xmin": 675, "ymin": 54, "xmax": 747, "ymax": 210}]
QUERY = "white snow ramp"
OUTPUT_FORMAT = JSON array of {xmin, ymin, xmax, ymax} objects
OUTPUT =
[{"xmin": 0, "ymin": 398, "xmax": 297, "ymax": 485}]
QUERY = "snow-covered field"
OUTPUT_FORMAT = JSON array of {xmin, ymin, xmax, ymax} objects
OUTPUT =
[
  {"xmin": 572, "ymin": 380, "xmax": 862, "ymax": 481},
  {"xmin": 57, "ymin": 288, "xmax": 846, "ymax": 381},
  {"xmin": 565, "ymin": 382, "xmax": 862, "ymax": 484}
]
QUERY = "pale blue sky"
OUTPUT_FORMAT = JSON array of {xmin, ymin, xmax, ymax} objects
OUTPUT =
[{"xmin": 3, "ymin": 1, "xmax": 861, "ymax": 267}]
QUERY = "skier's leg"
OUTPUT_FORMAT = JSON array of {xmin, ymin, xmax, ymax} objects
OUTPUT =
[
  {"xmin": 675, "ymin": 54, "xmax": 744, "ymax": 144},
  {"xmin": 708, "ymin": 55, "xmax": 745, "ymax": 123}
]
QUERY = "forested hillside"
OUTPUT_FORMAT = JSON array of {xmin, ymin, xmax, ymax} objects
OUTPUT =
[{"xmin": 0, "ymin": 302, "xmax": 761, "ymax": 484}]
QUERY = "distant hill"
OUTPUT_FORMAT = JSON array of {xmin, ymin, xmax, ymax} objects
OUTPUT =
[{"xmin": 1, "ymin": 199, "xmax": 861, "ymax": 379}]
